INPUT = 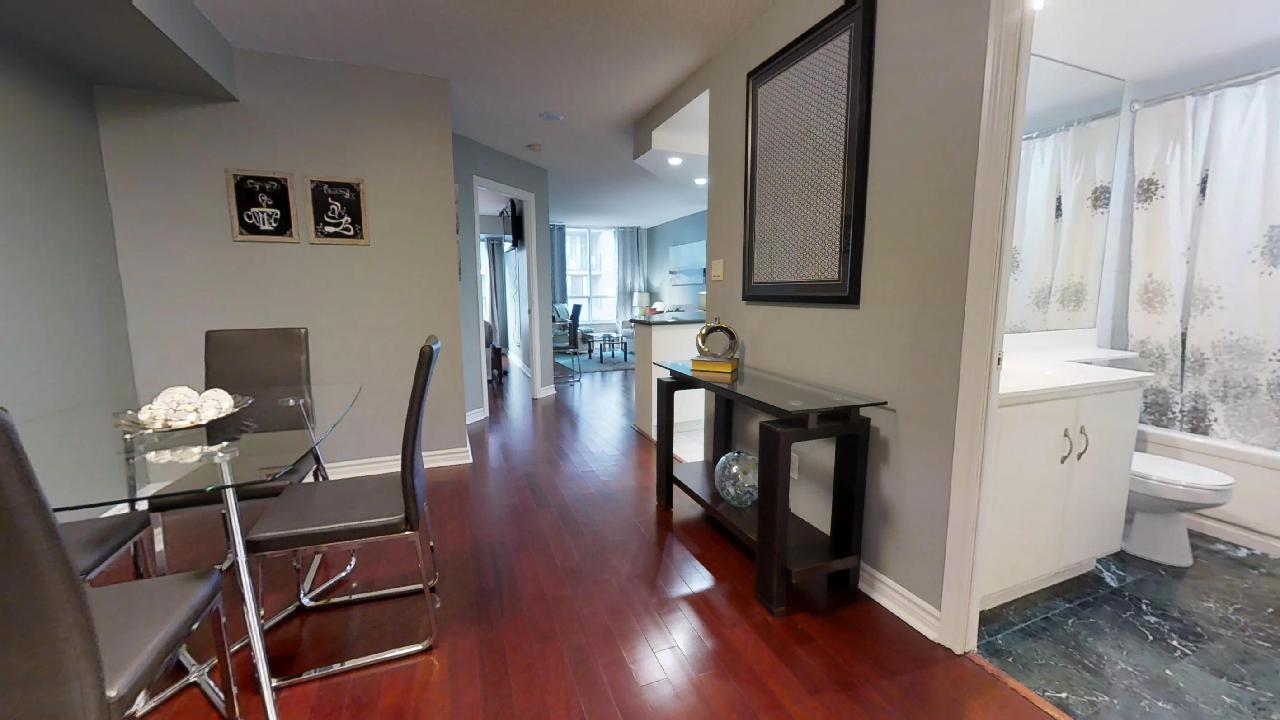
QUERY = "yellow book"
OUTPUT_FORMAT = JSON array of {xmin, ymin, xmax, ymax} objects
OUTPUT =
[{"xmin": 691, "ymin": 356, "xmax": 739, "ymax": 373}]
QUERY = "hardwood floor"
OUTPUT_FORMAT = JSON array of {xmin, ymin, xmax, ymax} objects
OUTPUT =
[{"xmin": 138, "ymin": 367, "xmax": 1049, "ymax": 719}]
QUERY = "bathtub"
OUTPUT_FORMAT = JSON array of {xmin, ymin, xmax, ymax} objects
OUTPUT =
[{"xmin": 1136, "ymin": 425, "xmax": 1280, "ymax": 555}]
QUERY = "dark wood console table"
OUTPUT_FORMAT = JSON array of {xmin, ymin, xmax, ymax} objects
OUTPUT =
[{"xmin": 654, "ymin": 361, "xmax": 886, "ymax": 615}]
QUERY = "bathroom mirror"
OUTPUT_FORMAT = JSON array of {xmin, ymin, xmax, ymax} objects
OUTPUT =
[{"xmin": 1004, "ymin": 55, "xmax": 1125, "ymax": 333}]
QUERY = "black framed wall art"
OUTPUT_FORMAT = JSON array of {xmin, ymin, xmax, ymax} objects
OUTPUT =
[
  {"xmin": 743, "ymin": 1, "xmax": 876, "ymax": 305},
  {"xmin": 227, "ymin": 170, "xmax": 296, "ymax": 243},
  {"xmin": 307, "ymin": 177, "xmax": 369, "ymax": 246}
]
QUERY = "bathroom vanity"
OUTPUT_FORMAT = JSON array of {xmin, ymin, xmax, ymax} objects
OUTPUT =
[{"xmin": 978, "ymin": 354, "xmax": 1152, "ymax": 609}]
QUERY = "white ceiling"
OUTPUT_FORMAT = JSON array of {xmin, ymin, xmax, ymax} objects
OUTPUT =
[
  {"xmin": 1032, "ymin": 0, "xmax": 1280, "ymax": 97},
  {"xmin": 195, "ymin": 0, "xmax": 775, "ymax": 229},
  {"xmin": 475, "ymin": 186, "xmax": 512, "ymax": 216}
]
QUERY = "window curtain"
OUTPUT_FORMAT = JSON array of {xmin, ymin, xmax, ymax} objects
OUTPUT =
[
  {"xmin": 615, "ymin": 226, "xmax": 646, "ymax": 330},
  {"xmin": 1005, "ymin": 114, "xmax": 1118, "ymax": 332},
  {"xmin": 486, "ymin": 240, "xmax": 508, "ymax": 349},
  {"xmin": 550, "ymin": 224, "xmax": 568, "ymax": 305},
  {"xmin": 1128, "ymin": 74, "xmax": 1280, "ymax": 450}
]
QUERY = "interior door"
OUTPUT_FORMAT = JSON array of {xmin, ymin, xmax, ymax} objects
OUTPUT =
[
  {"xmin": 504, "ymin": 247, "xmax": 522, "ymax": 365},
  {"xmin": 1061, "ymin": 388, "xmax": 1142, "ymax": 565},
  {"xmin": 979, "ymin": 398, "xmax": 1076, "ymax": 601}
]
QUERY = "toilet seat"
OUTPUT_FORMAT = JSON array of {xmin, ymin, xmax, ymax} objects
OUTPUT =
[{"xmin": 1130, "ymin": 452, "xmax": 1234, "ymax": 504}]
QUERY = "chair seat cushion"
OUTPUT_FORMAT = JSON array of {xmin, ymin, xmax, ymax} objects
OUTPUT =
[
  {"xmin": 146, "ymin": 478, "xmax": 290, "ymax": 514},
  {"xmin": 245, "ymin": 475, "xmax": 407, "ymax": 554},
  {"xmin": 57, "ymin": 511, "xmax": 150, "ymax": 578},
  {"xmin": 87, "ymin": 569, "xmax": 222, "ymax": 717}
]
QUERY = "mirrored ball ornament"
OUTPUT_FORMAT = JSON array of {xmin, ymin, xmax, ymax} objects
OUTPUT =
[{"xmin": 714, "ymin": 451, "xmax": 759, "ymax": 508}]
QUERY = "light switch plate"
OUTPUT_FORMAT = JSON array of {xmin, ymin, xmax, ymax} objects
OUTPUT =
[{"xmin": 710, "ymin": 258, "xmax": 724, "ymax": 281}]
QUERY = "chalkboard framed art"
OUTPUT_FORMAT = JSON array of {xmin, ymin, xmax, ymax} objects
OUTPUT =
[
  {"xmin": 226, "ymin": 170, "xmax": 297, "ymax": 242},
  {"xmin": 307, "ymin": 177, "xmax": 368, "ymax": 246}
]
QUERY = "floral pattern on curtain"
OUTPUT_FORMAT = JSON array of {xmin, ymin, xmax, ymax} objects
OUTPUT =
[
  {"xmin": 1006, "ymin": 115, "xmax": 1118, "ymax": 332},
  {"xmin": 1128, "ymin": 74, "xmax": 1280, "ymax": 450}
]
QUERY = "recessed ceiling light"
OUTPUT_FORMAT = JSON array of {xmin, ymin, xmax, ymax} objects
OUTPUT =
[
  {"xmin": 694, "ymin": 177, "xmax": 708, "ymax": 186},
  {"xmin": 667, "ymin": 156, "xmax": 683, "ymax": 166},
  {"xmin": 538, "ymin": 111, "xmax": 564, "ymax": 122}
]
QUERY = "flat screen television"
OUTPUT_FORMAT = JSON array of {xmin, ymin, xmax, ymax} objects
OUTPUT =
[{"xmin": 501, "ymin": 199, "xmax": 524, "ymax": 248}]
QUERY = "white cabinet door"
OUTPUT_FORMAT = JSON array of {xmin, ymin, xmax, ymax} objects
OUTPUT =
[
  {"xmin": 980, "ymin": 399, "xmax": 1077, "ymax": 598},
  {"xmin": 1061, "ymin": 388, "xmax": 1142, "ymax": 566}
]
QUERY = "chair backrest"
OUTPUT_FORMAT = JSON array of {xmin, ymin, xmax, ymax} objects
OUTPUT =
[
  {"xmin": 0, "ymin": 410, "xmax": 109, "ymax": 720},
  {"xmin": 568, "ymin": 304, "xmax": 582, "ymax": 349},
  {"xmin": 205, "ymin": 328, "xmax": 313, "ymax": 441},
  {"xmin": 552, "ymin": 303, "xmax": 571, "ymax": 322},
  {"xmin": 400, "ymin": 336, "xmax": 441, "ymax": 531}
]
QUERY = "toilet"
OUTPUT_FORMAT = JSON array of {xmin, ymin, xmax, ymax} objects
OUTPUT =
[{"xmin": 1124, "ymin": 452, "xmax": 1235, "ymax": 567}]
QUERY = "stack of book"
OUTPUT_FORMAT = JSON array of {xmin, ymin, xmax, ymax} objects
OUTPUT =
[{"xmin": 691, "ymin": 355, "xmax": 738, "ymax": 378}]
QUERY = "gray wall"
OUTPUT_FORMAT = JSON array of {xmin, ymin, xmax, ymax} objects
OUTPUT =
[
  {"xmin": 645, "ymin": 210, "xmax": 707, "ymax": 309},
  {"xmin": 96, "ymin": 50, "xmax": 467, "ymax": 460},
  {"xmin": 0, "ymin": 43, "xmax": 137, "ymax": 507},
  {"xmin": 452, "ymin": 134, "xmax": 552, "ymax": 414},
  {"xmin": 635, "ymin": 0, "xmax": 992, "ymax": 609}
]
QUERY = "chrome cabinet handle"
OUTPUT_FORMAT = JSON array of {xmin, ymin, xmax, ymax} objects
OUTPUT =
[
  {"xmin": 1060, "ymin": 428, "xmax": 1073, "ymax": 464},
  {"xmin": 1077, "ymin": 425, "xmax": 1090, "ymax": 461}
]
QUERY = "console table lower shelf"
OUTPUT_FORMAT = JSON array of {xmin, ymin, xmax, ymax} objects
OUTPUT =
[
  {"xmin": 671, "ymin": 461, "xmax": 861, "ymax": 583},
  {"xmin": 654, "ymin": 360, "xmax": 885, "ymax": 616}
]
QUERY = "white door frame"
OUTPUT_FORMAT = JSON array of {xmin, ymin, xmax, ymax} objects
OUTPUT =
[
  {"xmin": 937, "ymin": 0, "xmax": 1033, "ymax": 653},
  {"xmin": 470, "ymin": 175, "xmax": 551, "ymax": 405}
]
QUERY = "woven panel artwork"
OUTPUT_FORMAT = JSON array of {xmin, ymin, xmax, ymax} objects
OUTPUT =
[{"xmin": 750, "ymin": 27, "xmax": 851, "ymax": 284}]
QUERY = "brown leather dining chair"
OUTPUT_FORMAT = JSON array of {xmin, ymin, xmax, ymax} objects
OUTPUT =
[
  {"xmin": 57, "ymin": 511, "xmax": 151, "ymax": 580},
  {"xmin": 0, "ymin": 410, "xmax": 238, "ymax": 720},
  {"xmin": 148, "ymin": 327, "xmax": 327, "ymax": 574},
  {"xmin": 240, "ymin": 336, "xmax": 442, "ymax": 688}
]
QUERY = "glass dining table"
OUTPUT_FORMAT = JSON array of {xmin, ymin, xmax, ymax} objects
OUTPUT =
[{"xmin": 19, "ymin": 382, "xmax": 361, "ymax": 720}]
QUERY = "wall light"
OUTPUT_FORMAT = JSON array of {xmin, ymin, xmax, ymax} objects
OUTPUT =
[
  {"xmin": 667, "ymin": 156, "xmax": 684, "ymax": 166},
  {"xmin": 694, "ymin": 177, "xmax": 708, "ymax": 186}
]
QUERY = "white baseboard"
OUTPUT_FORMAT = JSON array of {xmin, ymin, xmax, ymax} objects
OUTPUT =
[
  {"xmin": 327, "ymin": 439, "xmax": 473, "ymax": 479},
  {"xmin": 978, "ymin": 559, "xmax": 1095, "ymax": 611},
  {"xmin": 534, "ymin": 384, "xmax": 556, "ymax": 399},
  {"xmin": 465, "ymin": 408, "xmax": 488, "ymax": 424},
  {"xmin": 858, "ymin": 563, "xmax": 941, "ymax": 642},
  {"xmin": 1187, "ymin": 513, "xmax": 1280, "ymax": 557}
]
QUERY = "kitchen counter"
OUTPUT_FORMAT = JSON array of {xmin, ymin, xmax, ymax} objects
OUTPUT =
[{"xmin": 630, "ymin": 314, "xmax": 706, "ymax": 326}]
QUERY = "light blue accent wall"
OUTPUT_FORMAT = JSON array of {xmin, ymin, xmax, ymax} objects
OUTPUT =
[{"xmin": 645, "ymin": 210, "xmax": 707, "ymax": 310}]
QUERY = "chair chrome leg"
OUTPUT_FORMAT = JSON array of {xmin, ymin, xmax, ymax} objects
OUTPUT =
[
  {"xmin": 209, "ymin": 601, "xmax": 239, "ymax": 719},
  {"xmin": 150, "ymin": 513, "xmax": 169, "ymax": 576},
  {"xmin": 267, "ymin": 533, "xmax": 437, "ymax": 690}
]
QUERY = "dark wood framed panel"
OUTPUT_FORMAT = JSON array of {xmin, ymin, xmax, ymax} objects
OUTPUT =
[
  {"xmin": 742, "ymin": 1, "xmax": 876, "ymax": 305},
  {"xmin": 227, "ymin": 170, "xmax": 297, "ymax": 243}
]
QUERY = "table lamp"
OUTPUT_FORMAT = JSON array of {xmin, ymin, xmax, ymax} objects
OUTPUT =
[{"xmin": 632, "ymin": 291, "xmax": 651, "ymax": 318}]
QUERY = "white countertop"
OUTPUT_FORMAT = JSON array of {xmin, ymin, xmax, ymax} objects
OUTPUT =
[{"xmin": 999, "ymin": 355, "xmax": 1151, "ymax": 405}]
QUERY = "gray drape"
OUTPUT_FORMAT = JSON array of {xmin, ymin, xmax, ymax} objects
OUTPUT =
[
  {"xmin": 550, "ymin": 224, "xmax": 568, "ymax": 305},
  {"xmin": 486, "ymin": 240, "xmax": 507, "ymax": 349},
  {"xmin": 615, "ymin": 226, "xmax": 646, "ymax": 329}
]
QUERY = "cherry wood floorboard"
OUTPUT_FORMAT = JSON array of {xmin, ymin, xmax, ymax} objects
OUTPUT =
[{"xmin": 123, "ymin": 368, "xmax": 1049, "ymax": 719}]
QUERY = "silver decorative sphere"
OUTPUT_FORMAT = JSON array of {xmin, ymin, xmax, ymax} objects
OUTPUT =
[{"xmin": 714, "ymin": 451, "xmax": 759, "ymax": 508}]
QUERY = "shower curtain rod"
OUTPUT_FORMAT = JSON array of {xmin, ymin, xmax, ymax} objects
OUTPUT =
[
  {"xmin": 1023, "ymin": 109, "xmax": 1119, "ymax": 141},
  {"xmin": 1130, "ymin": 64, "xmax": 1280, "ymax": 112}
]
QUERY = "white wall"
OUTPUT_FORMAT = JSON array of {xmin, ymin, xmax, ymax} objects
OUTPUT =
[
  {"xmin": 96, "ymin": 50, "xmax": 467, "ymax": 460},
  {"xmin": 0, "ymin": 43, "xmax": 137, "ymax": 508},
  {"xmin": 636, "ymin": 0, "xmax": 994, "ymax": 609}
]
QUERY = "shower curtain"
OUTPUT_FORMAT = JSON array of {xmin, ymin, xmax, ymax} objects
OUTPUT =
[
  {"xmin": 1006, "ymin": 115, "xmax": 1118, "ymax": 332},
  {"xmin": 1128, "ymin": 74, "xmax": 1280, "ymax": 450}
]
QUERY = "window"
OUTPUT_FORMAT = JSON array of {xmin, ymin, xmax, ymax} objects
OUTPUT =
[{"xmin": 565, "ymin": 228, "xmax": 617, "ymax": 323}]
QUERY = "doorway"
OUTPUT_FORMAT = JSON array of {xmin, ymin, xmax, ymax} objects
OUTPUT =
[{"xmin": 471, "ymin": 176, "xmax": 549, "ymax": 416}]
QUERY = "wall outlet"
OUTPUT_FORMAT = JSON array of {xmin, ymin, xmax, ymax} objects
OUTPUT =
[
  {"xmin": 710, "ymin": 258, "xmax": 724, "ymax": 281},
  {"xmin": 790, "ymin": 451, "xmax": 799, "ymax": 481}
]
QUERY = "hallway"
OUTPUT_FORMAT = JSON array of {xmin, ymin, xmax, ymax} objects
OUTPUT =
[{"xmin": 148, "ymin": 369, "xmax": 1049, "ymax": 718}]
